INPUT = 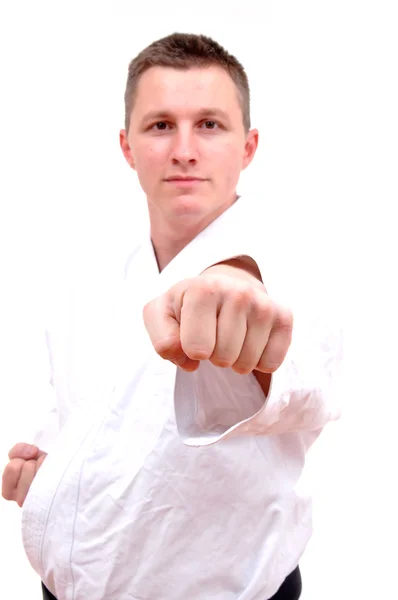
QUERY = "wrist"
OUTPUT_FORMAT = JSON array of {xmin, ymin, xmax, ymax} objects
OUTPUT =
[{"xmin": 202, "ymin": 256, "xmax": 266, "ymax": 291}]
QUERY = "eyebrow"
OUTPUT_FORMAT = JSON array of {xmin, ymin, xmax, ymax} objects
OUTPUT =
[{"xmin": 140, "ymin": 108, "xmax": 231, "ymax": 125}]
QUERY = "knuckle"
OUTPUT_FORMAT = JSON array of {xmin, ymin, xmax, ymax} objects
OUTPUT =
[
  {"xmin": 184, "ymin": 343, "xmax": 212, "ymax": 361},
  {"xmin": 278, "ymin": 309, "xmax": 294, "ymax": 333},
  {"xmin": 6, "ymin": 460, "xmax": 22, "ymax": 480},
  {"xmin": 152, "ymin": 339, "xmax": 170, "ymax": 357},
  {"xmin": 210, "ymin": 354, "xmax": 233, "ymax": 368},
  {"xmin": 191, "ymin": 277, "xmax": 218, "ymax": 300},
  {"xmin": 8, "ymin": 443, "xmax": 27, "ymax": 460},
  {"xmin": 259, "ymin": 359, "xmax": 282, "ymax": 373},
  {"xmin": 258, "ymin": 347, "xmax": 287, "ymax": 372},
  {"xmin": 231, "ymin": 286, "xmax": 253, "ymax": 309},
  {"xmin": 7, "ymin": 444, "xmax": 19, "ymax": 459},
  {"xmin": 232, "ymin": 361, "xmax": 255, "ymax": 375},
  {"xmin": 152, "ymin": 336, "xmax": 181, "ymax": 360},
  {"xmin": 252, "ymin": 295, "xmax": 274, "ymax": 321}
]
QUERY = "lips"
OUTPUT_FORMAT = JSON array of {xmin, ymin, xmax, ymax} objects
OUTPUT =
[{"xmin": 165, "ymin": 177, "xmax": 205, "ymax": 181}]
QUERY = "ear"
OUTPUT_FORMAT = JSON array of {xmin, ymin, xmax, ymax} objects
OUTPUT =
[
  {"xmin": 242, "ymin": 128, "xmax": 259, "ymax": 170},
  {"xmin": 119, "ymin": 129, "xmax": 136, "ymax": 170}
]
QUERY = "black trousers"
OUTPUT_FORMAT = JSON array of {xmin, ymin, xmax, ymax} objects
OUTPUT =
[{"xmin": 42, "ymin": 566, "xmax": 301, "ymax": 599}]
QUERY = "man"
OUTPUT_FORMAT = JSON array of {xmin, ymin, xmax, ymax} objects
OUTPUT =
[{"xmin": 2, "ymin": 33, "xmax": 341, "ymax": 599}]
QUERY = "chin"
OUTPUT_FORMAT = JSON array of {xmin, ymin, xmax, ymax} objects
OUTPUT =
[{"xmin": 167, "ymin": 193, "xmax": 209, "ymax": 217}]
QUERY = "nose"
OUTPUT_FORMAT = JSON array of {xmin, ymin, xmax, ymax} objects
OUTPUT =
[{"xmin": 170, "ymin": 127, "xmax": 198, "ymax": 165}]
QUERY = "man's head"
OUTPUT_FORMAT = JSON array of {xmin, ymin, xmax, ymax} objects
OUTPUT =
[{"xmin": 119, "ymin": 33, "xmax": 258, "ymax": 235}]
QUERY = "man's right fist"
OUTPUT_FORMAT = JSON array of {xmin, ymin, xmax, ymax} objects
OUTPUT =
[{"xmin": 2, "ymin": 443, "xmax": 47, "ymax": 507}]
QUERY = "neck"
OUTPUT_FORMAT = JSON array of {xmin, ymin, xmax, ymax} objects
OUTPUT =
[{"xmin": 149, "ymin": 195, "xmax": 239, "ymax": 272}]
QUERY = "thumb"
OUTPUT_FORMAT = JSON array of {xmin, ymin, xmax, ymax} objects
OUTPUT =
[
  {"xmin": 143, "ymin": 290, "xmax": 199, "ymax": 371},
  {"xmin": 8, "ymin": 443, "xmax": 39, "ymax": 460}
]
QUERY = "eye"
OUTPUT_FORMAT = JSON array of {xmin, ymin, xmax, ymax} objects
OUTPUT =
[
  {"xmin": 151, "ymin": 121, "xmax": 169, "ymax": 131},
  {"xmin": 201, "ymin": 120, "xmax": 219, "ymax": 130}
]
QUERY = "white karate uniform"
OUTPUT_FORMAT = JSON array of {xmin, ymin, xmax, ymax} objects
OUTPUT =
[{"xmin": 22, "ymin": 198, "xmax": 342, "ymax": 599}]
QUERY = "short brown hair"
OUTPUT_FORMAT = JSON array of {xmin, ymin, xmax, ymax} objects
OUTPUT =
[{"xmin": 124, "ymin": 32, "xmax": 251, "ymax": 133}]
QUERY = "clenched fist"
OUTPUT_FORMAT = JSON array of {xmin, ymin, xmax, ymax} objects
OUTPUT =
[
  {"xmin": 2, "ymin": 443, "xmax": 47, "ymax": 507},
  {"xmin": 143, "ymin": 262, "xmax": 293, "ymax": 374}
]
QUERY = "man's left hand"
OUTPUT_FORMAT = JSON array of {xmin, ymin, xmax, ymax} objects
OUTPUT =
[{"xmin": 143, "ymin": 262, "xmax": 293, "ymax": 374}]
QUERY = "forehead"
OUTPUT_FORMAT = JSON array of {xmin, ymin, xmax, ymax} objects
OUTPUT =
[{"xmin": 132, "ymin": 65, "xmax": 241, "ymax": 118}]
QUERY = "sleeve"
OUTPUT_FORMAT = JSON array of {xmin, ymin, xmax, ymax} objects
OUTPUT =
[
  {"xmin": 173, "ymin": 200, "xmax": 344, "ymax": 446},
  {"xmin": 174, "ymin": 302, "xmax": 343, "ymax": 447}
]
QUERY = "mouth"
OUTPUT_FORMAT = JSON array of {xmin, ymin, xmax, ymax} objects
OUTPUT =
[
  {"xmin": 165, "ymin": 177, "xmax": 206, "ymax": 181},
  {"xmin": 164, "ymin": 177, "xmax": 206, "ymax": 187}
]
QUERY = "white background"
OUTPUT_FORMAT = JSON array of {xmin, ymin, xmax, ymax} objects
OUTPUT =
[{"xmin": 0, "ymin": 1, "xmax": 397, "ymax": 598}]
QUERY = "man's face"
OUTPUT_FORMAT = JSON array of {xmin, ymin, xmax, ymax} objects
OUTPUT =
[{"xmin": 120, "ymin": 66, "xmax": 258, "ymax": 224}]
